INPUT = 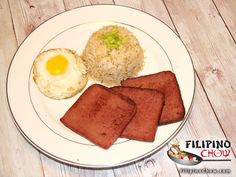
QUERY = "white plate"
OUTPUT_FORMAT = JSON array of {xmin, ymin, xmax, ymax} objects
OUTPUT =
[{"xmin": 7, "ymin": 5, "xmax": 195, "ymax": 168}]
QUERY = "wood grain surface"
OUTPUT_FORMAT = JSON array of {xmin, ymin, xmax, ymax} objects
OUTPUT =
[{"xmin": 0, "ymin": 0, "xmax": 235, "ymax": 176}]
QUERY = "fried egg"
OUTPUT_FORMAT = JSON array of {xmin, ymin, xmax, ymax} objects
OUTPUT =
[{"xmin": 33, "ymin": 48, "xmax": 88, "ymax": 99}]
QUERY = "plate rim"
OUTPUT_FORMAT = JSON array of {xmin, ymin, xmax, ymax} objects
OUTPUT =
[{"xmin": 6, "ymin": 4, "xmax": 196, "ymax": 168}]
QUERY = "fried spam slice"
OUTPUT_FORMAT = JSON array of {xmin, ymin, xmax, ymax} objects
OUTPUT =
[
  {"xmin": 121, "ymin": 71, "xmax": 185, "ymax": 125},
  {"xmin": 60, "ymin": 84, "xmax": 136, "ymax": 149},
  {"xmin": 112, "ymin": 86, "xmax": 164, "ymax": 141}
]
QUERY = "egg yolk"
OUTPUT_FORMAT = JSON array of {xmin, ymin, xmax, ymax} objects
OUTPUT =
[{"xmin": 46, "ymin": 55, "xmax": 68, "ymax": 75}]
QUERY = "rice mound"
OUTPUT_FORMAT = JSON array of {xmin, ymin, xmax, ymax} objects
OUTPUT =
[{"xmin": 82, "ymin": 25, "xmax": 144, "ymax": 86}]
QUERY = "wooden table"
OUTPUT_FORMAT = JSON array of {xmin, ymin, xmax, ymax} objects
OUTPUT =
[{"xmin": 1, "ymin": 0, "xmax": 236, "ymax": 176}]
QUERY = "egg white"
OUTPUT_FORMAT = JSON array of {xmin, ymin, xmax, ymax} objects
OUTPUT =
[{"xmin": 33, "ymin": 48, "xmax": 88, "ymax": 99}]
